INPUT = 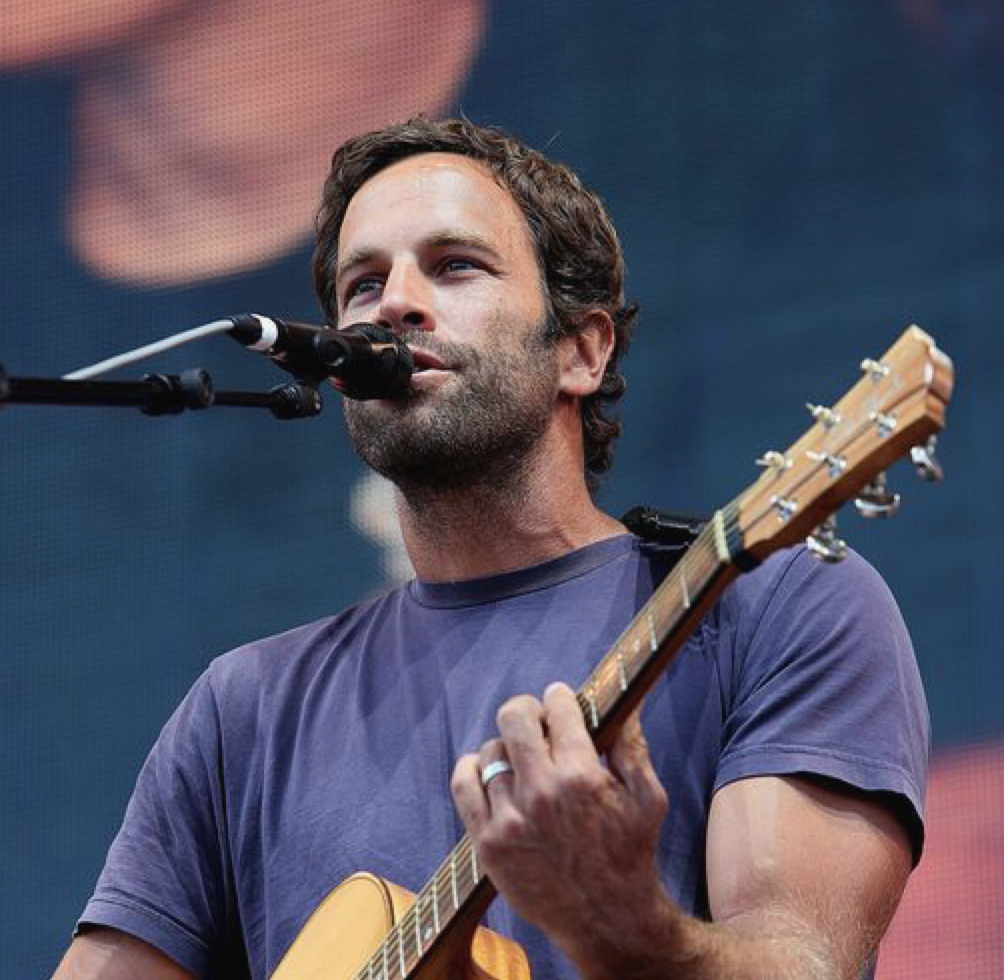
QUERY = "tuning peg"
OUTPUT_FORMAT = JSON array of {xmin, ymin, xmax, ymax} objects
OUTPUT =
[
  {"xmin": 868, "ymin": 411, "xmax": 898, "ymax": 438},
  {"xmin": 806, "ymin": 515, "xmax": 847, "ymax": 563},
  {"xmin": 755, "ymin": 450, "xmax": 792, "ymax": 474},
  {"xmin": 806, "ymin": 403, "xmax": 841, "ymax": 429},
  {"xmin": 854, "ymin": 471, "xmax": 901, "ymax": 519},
  {"xmin": 910, "ymin": 436, "xmax": 944, "ymax": 483},
  {"xmin": 860, "ymin": 358, "xmax": 890, "ymax": 382},
  {"xmin": 805, "ymin": 449, "xmax": 847, "ymax": 478},
  {"xmin": 770, "ymin": 495, "xmax": 798, "ymax": 522}
]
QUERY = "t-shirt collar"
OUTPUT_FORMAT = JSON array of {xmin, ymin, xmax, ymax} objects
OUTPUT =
[{"xmin": 407, "ymin": 534, "xmax": 636, "ymax": 609}]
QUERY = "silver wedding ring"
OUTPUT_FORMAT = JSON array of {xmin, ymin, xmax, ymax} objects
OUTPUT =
[{"xmin": 480, "ymin": 759, "xmax": 514, "ymax": 789}]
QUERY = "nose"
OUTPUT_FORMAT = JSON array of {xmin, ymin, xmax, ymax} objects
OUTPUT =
[{"xmin": 377, "ymin": 262, "xmax": 435, "ymax": 334}]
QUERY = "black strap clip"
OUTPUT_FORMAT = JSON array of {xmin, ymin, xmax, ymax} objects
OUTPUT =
[{"xmin": 620, "ymin": 505, "xmax": 708, "ymax": 549}]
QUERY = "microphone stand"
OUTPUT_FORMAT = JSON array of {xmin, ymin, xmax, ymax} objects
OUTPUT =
[{"xmin": 0, "ymin": 363, "xmax": 324, "ymax": 419}]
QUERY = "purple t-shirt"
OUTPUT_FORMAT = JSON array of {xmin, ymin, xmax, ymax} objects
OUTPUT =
[{"xmin": 79, "ymin": 535, "xmax": 928, "ymax": 980}]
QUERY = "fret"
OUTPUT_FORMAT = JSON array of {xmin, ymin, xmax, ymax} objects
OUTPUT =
[
  {"xmin": 421, "ymin": 891, "xmax": 433, "ymax": 946},
  {"xmin": 647, "ymin": 611, "xmax": 658, "ymax": 652},
  {"xmin": 470, "ymin": 842, "xmax": 478, "ymax": 881},
  {"xmin": 414, "ymin": 901, "xmax": 423, "ymax": 956},
  {"xmin": 616, "ymin": 651, "xmax": 628, "ymax": 692},
  {"xmin": 450, "ymin": 850, "xmax": 459, "ymax": 909},
  {"xmin": 382, "ymin": 936, "xmax": 388, "ymax": 980},
  {"xmin": 432, "ymin": 877, "xmax": 441, "ymax": 934},
  {"xmin": 398, "ymin": 928, "xmax": 407, "ymax": 978},
  {"xmin": 680, "ymin": 561, "xmax": 691, "ymax": 609},
  {"xmin": 420, "ymin": 889, "xmax": 434, "ymax": 947},
  {"xmin": 587, "ymin": 685, "xmax": 599, "ymax": 729}
]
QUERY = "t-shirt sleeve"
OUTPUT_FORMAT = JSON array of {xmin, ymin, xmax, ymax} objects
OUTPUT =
[
  {"xmin": 77, "ymin": 667, "xmax": 240, "ymax": 979},
  {"xmin": 714, "ymin": 547, "xmax": 930, "ymax": 861}
]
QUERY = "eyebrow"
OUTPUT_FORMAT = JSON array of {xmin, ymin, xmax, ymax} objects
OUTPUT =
[{"xmin": 335, "ymin": 231, "xmax": 506, "ymax": 286}]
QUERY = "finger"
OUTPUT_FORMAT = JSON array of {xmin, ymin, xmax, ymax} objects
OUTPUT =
[
  {"xmin": 477, "ymin": 736, "xmax": 509, "ymax": 770},
  {"xmin": 477, "ymin": 737, "xmax": 516, "ymax": 798},
  {"xmin": 608, "ymin": 707, "xmax": 669, "ymax": 816},
  {"xmin": 451, "ymin": 753, "xmax": 491, "ymax": 832},
  {"xmin": 542, "ymin": 682, "xmax": 602, "ymax": 770},
  {"xmin": 494, "ymin": 694, "xmax": 552, "ymax": 778},
  {"xmin": 480, "ymin": 758, "xmax": 516, "ymax": 793}
]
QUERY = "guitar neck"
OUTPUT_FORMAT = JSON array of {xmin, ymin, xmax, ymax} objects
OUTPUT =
[
  {"xmin": 573, "ymin": 507, "xmax": 746, "ymax": 753},
  {"xmin": 358, "ymin": 511, "xmax": 742, "ymax": 980}
]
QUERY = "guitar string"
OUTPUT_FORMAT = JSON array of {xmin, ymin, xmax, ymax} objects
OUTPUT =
[
  {"xmin": 357, "ymin": 833, "xmax": 483, "ymax": 979},
  {"xmin": 575, "ymin": 531, "xmax": 721, "ymax": 725}
]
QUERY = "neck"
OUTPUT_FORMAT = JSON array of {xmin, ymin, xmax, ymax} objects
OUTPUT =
[{"xmin": 396, "ymin": 437, "xmax": 625, "ymax": 583}]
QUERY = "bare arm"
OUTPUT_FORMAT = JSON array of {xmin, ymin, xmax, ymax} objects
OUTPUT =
[
  {"xmin": 680, "ymin": 774, "xmax": 913, "ymax": 979},
  {"xmin": 53, "ymin": 928, "xmax": 194, "ymax": 980}
]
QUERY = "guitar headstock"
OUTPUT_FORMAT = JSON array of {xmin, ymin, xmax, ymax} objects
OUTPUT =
[{"xmin": 737, "ymin": 325, "xmax": 954, "ymax": 562}]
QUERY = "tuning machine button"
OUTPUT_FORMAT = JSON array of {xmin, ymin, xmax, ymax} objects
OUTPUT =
[
  {"xmin": 854, "ymin": 472, "xmax": 901, "ymax": 519},
  {"xmin": 911, "ymin": 436, "xmax": 943, "ymax": 483},
  {"xmin": 755, "ymin": 450, "xmax": 792, "ymax": 475},
  {"xmin": 807, "ymin": 403, "xmax": 841, "ymax": 429},
  {"xmin": 860, "ymin": 358, "xmax": 891, "ymax": 381},
  {"xmin": 806, "ymin": 515, "xmax": 847, "ymax": 563}
]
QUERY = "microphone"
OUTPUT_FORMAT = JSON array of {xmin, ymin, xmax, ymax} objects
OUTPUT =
[{"xmin": 227, "ymin": 314, "xmax": 414, "ymax": 400}]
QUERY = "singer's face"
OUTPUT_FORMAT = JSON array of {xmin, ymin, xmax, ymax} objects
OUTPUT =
[
  {"xmin": 334, "ymin": 153, "xmax": 561, "ymax": 487},
  {"xmin": 335, "ymin": 152, "xmax": 548, "ymax": 348}
]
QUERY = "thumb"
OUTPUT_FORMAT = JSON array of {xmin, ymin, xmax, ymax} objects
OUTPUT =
[
  {"xmin": 608, "ymin": 705, "xmax": 650, "ymax": 783},
  {"xmin": 608, "ymin": 706, "xmax": 669, "ymax": 817}
]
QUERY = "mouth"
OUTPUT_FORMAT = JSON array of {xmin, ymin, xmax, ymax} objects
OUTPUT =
[{"xmin": 408, "ymin": 348, "xmax": 451, "ymax": 373}]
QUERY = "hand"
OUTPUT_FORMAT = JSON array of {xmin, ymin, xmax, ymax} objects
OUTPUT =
[{"xmin": 451, "ymin": 682, "xmax": 674, "ymax": 974}]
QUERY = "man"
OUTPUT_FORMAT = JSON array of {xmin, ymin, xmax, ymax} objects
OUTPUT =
[{"xmin": 55, "ymin": 118, "xmax": 928, "ymax": 980}]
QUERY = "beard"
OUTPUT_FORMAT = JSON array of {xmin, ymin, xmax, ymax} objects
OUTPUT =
[{"xmin": 343, "ymin": 313, "xmax": 560, "ymax": 495}]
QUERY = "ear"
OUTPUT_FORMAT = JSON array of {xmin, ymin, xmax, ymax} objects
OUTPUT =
[{"xmin": 557, "ymin": 310, "xmax": 616, "ymax": 398}]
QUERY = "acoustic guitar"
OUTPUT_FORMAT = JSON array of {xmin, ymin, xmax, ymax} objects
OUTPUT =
[{"xmin": 272, "ymin": 326, "xmax": 954, "ymax": 980}]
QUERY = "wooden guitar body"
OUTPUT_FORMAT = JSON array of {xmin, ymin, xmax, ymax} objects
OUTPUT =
[{"xmin": 271, "ymin": 872, "xmax": 532, "ymax": 980}]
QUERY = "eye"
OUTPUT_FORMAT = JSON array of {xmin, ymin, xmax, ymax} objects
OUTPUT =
[
  {"xmin": 344, "ymin": 276, "xmax": 383, "ymax": 302},
  {"xmin": 439, "ymin": 257, "xmax": 481, "ymax": 275}
]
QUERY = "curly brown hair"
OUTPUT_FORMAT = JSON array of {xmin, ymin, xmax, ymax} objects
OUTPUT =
[{"xmin": 312, "ymin": 117, "xmax": 638, "ymax": 490}]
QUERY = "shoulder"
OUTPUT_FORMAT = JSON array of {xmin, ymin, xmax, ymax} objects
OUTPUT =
[
  {"xmin": 718, "ymin": 545, "xmax": 908, "ymax": 649},
  {"xmin": 707, "ymin": 544, "xmax": 919, "ymax": 724},
  {"xmin": 710, "ymin": 547, "xmax": 929, "ymax": 858},
  {"xmin": 203, "ymin": 586, "xmax": 411, "ymax": 712}
]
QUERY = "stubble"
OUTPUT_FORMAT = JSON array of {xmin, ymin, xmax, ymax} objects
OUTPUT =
[{"xmin": 343, "ymin": 316, "xmax": 560, "ymax": 501}]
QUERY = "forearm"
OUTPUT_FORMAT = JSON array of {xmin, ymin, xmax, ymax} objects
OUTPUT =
[{"xmin": 566, "ymin": 896, "xmax": 841, "ymax": 980}]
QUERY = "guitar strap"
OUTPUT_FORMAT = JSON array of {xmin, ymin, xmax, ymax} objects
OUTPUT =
[{"xmin": 619, "ymin": 505, "xmax": 709, "ymax": 573}]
